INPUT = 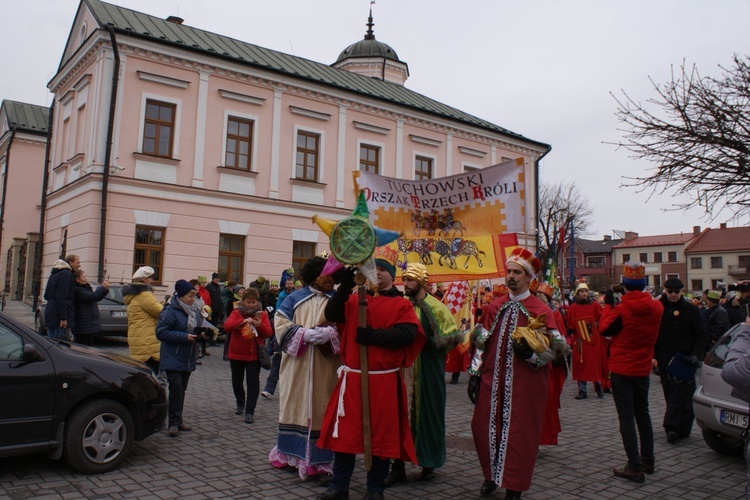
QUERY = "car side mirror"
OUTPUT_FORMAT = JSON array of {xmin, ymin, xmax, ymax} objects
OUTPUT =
[{"xmin": 22, "ymin": 344, "xmax": 44, "ymax": 363}]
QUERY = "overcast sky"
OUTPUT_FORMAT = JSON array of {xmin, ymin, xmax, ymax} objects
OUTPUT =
[{"xmin": 2, "ymin": 0, "xmax": 748, "ymax": 239}]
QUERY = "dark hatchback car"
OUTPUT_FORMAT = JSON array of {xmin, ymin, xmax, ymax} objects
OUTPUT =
[
  {"xmin": 35, "ymin": 283, "xmax": 128, "ymax": 336},
  {"xmin": 0, "ymin": 312, "xmax": 166, "ymax": 473}
]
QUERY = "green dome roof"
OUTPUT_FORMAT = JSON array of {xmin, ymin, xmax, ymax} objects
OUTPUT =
[{"xmin": 335, "ymin": 10, "xmax": 401, "ymax": 64}]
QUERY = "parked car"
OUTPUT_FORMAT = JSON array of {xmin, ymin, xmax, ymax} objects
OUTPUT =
[
  {"xmin": 0, "ymin": 312, "xmax": 166, "ymax": 473},
  {"xmin": 693, "ymin": 323, "xmax": 749, "ymax": 455},
  {"xmin": 35, "ymin": 283, "xmax": 128, "ymax": 337}
]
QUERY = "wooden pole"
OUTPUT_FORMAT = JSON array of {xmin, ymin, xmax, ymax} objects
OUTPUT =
[{"xmin": 355, "ymin": 273, "xmax": 372, "ymax": 471}]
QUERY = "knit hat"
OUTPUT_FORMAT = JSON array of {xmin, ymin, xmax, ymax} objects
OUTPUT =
[
  {"xmin": 197, "ymin": 274, "xmax": 208, "ymax": 283},
  {"xmin": 706, "ymin": 290, "xmax": 721, "ymax": 303},
  {"xmin": 132, "ymin": 266, "xmax": 155, "ymax": 282},
  {"xmin": 373, "ymin": 245, "xmax": 398, "ymax": 278},
  {"xmin": 403, "ymin": 263, "xmax": 429, "ymax": 289},
  {"xmin": 622, "ymin": 261, "xmax": 647, "ymax": 288},
  {"xmin": 211, "ymin": 272, "xmax": 220, "ymax": 280},
  {"xmin": 506, "ymin": 247, "xmax": 542, "ymax": 277},
  {"xmin": 175, "ymin": 279, "xmax": 194, "ymax": 298}
]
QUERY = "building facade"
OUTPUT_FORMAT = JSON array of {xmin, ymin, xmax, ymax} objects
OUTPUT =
[
  {"xmin": 684, "ymin": 224, "xmax": 750, "ymax": 294},
  {"xmin": 40, "ymin": 0, "xmax": 550, "ymax": 297},
  {"xmin": 566, "ymin": 235, "xmax": 623, "ymax": 291},
  {"xmin": 0, "ymin": 100, "xmax": 49, "ymax": 301}
]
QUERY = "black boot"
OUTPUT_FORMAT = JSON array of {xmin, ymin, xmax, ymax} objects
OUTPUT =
[
  {"xmin": 480, "ymin": 480, "xmax": 497, "ymax": 496},
  {"xmin": 385, "ymin": 460, "xmax": 406, "ymax": 487},
  {"xmin": 504, "ymin": 490, "xmax": 522, "ymax": 499},
  {"xmin": 574, "ymin": 390, "xmax": 587, "ymax": 400},
  {"xmin": 450, "ymin": 372, "xmax": 460, "ymax": 384}
]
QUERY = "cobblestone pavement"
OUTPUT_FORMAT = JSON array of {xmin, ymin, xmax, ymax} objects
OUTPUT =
[{"xmin": 0, "ymin": 300, "xmax": 745, "ymax": 499}]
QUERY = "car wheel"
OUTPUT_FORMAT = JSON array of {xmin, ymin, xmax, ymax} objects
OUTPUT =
[
  {"xmin": 701, "ymin": 428, "xmax": 744, "ymax": 456},
  {"xmin": 63, "ymin": 399, "xmax": 135, "ymax": 474},
  {"xmin": 35, "ymin": 313, "xmax": 45, "ymax": 335}
]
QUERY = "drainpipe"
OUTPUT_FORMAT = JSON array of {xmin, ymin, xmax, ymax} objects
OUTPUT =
[
  {"xmin": 33, "ymin": 102, "xmax": 55, "ymax": 312},
  {"xmin": 98, "ymin": 24, "xmax": 120, "ymax": 283},
  {"xmin": 0, "ymin": 126, "xmax": 17, "ymax": 295},
  {"xmin": 534, "ymin": 145, "xmax": 552, "ymax": 251}
]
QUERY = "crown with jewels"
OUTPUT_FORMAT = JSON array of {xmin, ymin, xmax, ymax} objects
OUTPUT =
[{"xmin": 373, "ymin": 244, "xmax": 398, "ymax": 266}]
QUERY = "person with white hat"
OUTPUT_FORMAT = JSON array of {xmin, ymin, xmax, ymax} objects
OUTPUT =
[
  {"xmin": 124, "ymin": 266, "xmax": 164, "ymax": 376},
  {"xmin": 566, "ymin": 281, "xmax": 605, "ymax": 399}
]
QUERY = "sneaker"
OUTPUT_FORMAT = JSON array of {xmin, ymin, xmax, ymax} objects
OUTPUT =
[
  {"xmin": 261, "ymin": 391, "xmax": 273, "ymax": 399},
  {"xmin": 574, "ymin": 391, "xmax": 587, "ymax": 400},
  {"xmin": 613, "ymin": 464, "xmax": 645, "ymax": 483}
]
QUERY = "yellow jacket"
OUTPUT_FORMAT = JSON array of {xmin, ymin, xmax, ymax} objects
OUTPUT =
[{"xmin": 123, "ymin": 283, "xmax": 163, "ymax": 362}]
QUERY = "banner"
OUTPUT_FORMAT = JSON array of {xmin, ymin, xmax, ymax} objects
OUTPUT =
[{"xmin": 355, "ymin": 159, "xmax": 525, "ymax": 282}]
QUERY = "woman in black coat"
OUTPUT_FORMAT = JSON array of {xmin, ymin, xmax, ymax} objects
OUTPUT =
[{"xmin": 72, "ymin": 269, "xmax": 109, "ymax": 345}]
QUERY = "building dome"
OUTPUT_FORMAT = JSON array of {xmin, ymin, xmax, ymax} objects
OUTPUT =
[{"xmin": 335, "ymin": 38, "xmax": 401, "ymax": 65}]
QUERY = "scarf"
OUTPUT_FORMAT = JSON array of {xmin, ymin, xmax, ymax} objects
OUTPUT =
[
  {"xmin": 176, "ymin": 294, "xmax": 199, "ymax": 333},
  {"xmin": 410, "ymin": 296, "xmax": 444, "ymax": 349},
  {"xmin": 237, "ymin": 301, "xmax": 262, "ymax": 317}
]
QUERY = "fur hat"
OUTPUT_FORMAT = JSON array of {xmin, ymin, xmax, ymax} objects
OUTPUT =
[
  {"xmin": 175, "ymin": 279, "xmax": 194, "ymax": 298},
  {"xmin": 132, "ymin": 266, "xmax": 155, "ymax": 282},
  {"xmin": 506, "ymin": 247, "xmax": 542, "ymax": 277},
  {"xmin": 403, "ymin": 263, "xmax": 429, "ymax": 289}
]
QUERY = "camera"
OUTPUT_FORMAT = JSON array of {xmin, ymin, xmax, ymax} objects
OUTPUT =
[{"xmin": 193, "ymin": 327, "xmax": 211, "ymax": 339}]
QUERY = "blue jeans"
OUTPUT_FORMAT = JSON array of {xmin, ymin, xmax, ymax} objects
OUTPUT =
[
  {"xmin": 263, "ymin": 352, "xmax": 281, "ymax": 394},
  {"xmin": 47, "ymin": 327, "xmax": 68, "ymax": 340},
  {"xmin": 329, "ymin": 452, "xmax": 389, "ymax": 494},
  {"xmin": 611, "ymin": 372, "xmax": 654, "ymax": 471}
]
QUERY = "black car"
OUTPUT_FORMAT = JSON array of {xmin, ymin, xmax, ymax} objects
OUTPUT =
[
  {"xmin": 35, "ymin": 283, "xmax": 128, "ymax": 337},
  {"xmin": 0, "ymin": 312, "xmax": 166, "ymax": 473}
]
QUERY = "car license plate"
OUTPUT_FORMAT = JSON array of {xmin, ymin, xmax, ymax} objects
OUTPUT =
[
  {"xmin": 720, "ymin": 409, "xmax": 749, "ymax": 429},
  {"xmin": 111, "ymin": 311, "xmax": 127, "ymax": 318}
]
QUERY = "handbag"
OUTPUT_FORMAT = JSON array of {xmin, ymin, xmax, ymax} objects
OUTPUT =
[
  {"xmin": 666, "ymin": 351, "xmax": 697, "ymax": 382},
  {"xmin": 256, "ymin": 338, "xmax": 271, "ymax": 370}
]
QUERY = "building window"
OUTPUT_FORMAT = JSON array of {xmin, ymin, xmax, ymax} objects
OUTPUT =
[
  {"xmin": 622, "ymin": 254, "xmax": 630, "ymax": 264},
  {"xmin": 667, "ymin": 251, "xmax": 677, "ymax": 262},
  {"xmin": 296, "ymin": 131, "xmax": 320, "ymax": 181},
  {"xmin": 566, "ymin": 257, "xmax": 577, "ymax": 269},
  {"xmin": 739, "ymin": 255, "xmax": 750, "ymax": 268},
  {"xmin": 586, "ymin": 256, "xmax": 605, "ymax": 268},
  {"xmin": 711, "ymin": 279, "xmax": 722, "ymax": 289},
  {"xmin": 639, "ymin": 253, "xmax": 648, "ymax": 263},
  {"xmin": 133, "ymin": 226, "xmax": 165, "ymax": 284},
  {"xmin": 653, "ymin": 275, "xmax": 661, "ymax": 289},
  {"xmin": 225, "ymin": 116, "xmax": 253, "ymax": 169},
  {"xmin": 292, "ymin": 241, "xmax": 317, "ymax": 277},
  {"xmin": 711, "ymin": 256, "xmax": 723, "ymax": 269},
  {"xmin": 415, "ymin": 155, "xmax": 433, "ymax": 180},
  {"xmin": 359, "ymin": 144, "xmax": 380, "ymax": 174},
  {"xmin": 653, "ymin": 252, "xmax": 663, "ymax": 263},
  {"xmin": 142, "ymin": 100, "xmax": 176, "ymax": 158},
  {"xmin": 691, "ymin": 279, "xmax": 703, "ymax": 291},
  {"xmin": 219, "ymin": 234, "xmax": 245, "ymax": 283},
  {"xmin": 691, "ymin": 257, "xmax": 702, "ymax": 269}
]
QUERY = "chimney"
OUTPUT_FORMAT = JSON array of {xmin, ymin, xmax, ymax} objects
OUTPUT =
[
  {"xmin": 624, "ymin": 231, "xmax": 638, "ymax": 241},
  {"xmin": 603, "ymin": 235, "xmax": 611, "ymax": 241},
  {"xmin": 720, "ymin": 223, "xmax": 727, "ymax": 229},
  {"xmin": 166, "ymin": 15, "xmax": 184, "ymax": 24},
  {"xmin": 693, "ymin": 225, "xmax": 701, "ymax": 235}
]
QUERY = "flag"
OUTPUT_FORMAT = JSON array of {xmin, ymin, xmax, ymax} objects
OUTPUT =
[{"xmin": 443, "ymin": 281, "xmax": 469, "ymax": 315}]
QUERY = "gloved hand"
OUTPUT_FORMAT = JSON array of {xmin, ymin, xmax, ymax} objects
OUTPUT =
[
  {"xmin": 468, "ymin": 375, "xmax": 480, "ymax": 404},
  {"xmin": 355, "ymin": 325, "xmax": 373, "ymax": 345},
  {"xmin": 339, "ymin": 267, "xmax": 357, "ymax": 292},
  {"xmin": 551, "ymin": 354, "xmax": 566, "ymax": 367},
  {"xmin": 302, "ymin": 328, "xmax": 315, "ymax": 343},
  {"xmin": 684, "ymin": 354, "xmax": 701, "ymax": 367},
  {"xmin": 604, "ymin": 290, "xmax": 615, "ymax": 307},
  {"xmin": 512, "ymin": 337, "xmax": 534, "ymax": 360},
  {"xmin": 307, "ymin": 326, "xmax": 334, "ymax": 344}
]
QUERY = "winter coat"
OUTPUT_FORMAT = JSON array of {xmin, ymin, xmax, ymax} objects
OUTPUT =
[
  {"xmin": 654, "ymin": 295, "xmax": 708, "ymax": 366},
  {"xmin": 720, "ymin": 324, "xmax": 750, "ymax": 402},
  {"xmin": 72, "ymin": 282, "xmax": 109, "ymax": 337},
  {"xmin": 600, "ymin": 290, "xmax": 664, "ymax": 377},
  {"xmin": 707, "ymin": 305, "xmax": 730, "ymax": 345},
  {"xmin": 43, "ymin": 261, "xmax": 74, "ymax": 328},
  {"xmin": 156, "ymin": 298, "xmax": 203, "ymax": 372},
  {"xmin": 223, "ymin": 309, "xmax": 273, "ymax": 362},
  {"xmin": 205, "ymin": 281, "xmax": 223, "ymax": 323},
  {"xmin": 124, "ymin": 283, "xmax": 163, "ymax": 363}
]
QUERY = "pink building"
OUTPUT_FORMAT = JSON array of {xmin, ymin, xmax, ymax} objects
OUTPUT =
[
  {"xmin": 41, "ymin": 0, "xmax": 550, "ymax": 296},
  {"xmin": 0, "ymin": 100, "xmax": 49, "ymax": 301}
]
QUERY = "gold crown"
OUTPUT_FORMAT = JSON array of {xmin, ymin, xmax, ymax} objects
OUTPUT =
[
  {"xmin": 623, "ymin": 261, "xmax": 646, "ymax": 280},
  {"xmin": 373, "ymin": 244, "xmax": 398, "ymax": 266}
]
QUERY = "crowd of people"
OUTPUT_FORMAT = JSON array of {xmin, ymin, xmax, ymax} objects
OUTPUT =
[{"xmin": 41, "ymin": 250, "xmax": 750, "ymax": 499}]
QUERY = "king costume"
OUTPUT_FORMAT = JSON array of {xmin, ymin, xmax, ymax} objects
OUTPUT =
[
  {"xmin": 270, "ymin": 283, "xmax": 342, "ymax": 479},
  {"xmin": 566, "ymin": 287, "xmax": 604, "ymax": 397},
  {"xmin": 471, "ymin": 289, "xmax": 559, "ymax": 493}
]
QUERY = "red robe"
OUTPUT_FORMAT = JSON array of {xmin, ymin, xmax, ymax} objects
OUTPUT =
[
  {"xmin": 445, "ymin": 345, "xmax": 470, "ymax": 373},
  {"xmin": 566, "ymin": 300, "xmax": 602, "ymax": 383},
  {"xmin": 471, "ymin": 293, "xmax": 556, "ymax": 492},
  {"xmin": 317, "ymin": 292, "xmax": 425, "ymax": 461},
  {"xmin": 540, "ymin": 308, "xmax": 567, "ymax": 446}
]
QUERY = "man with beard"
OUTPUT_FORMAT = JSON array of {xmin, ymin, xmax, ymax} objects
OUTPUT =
[
  {"xmin": 468, "ymin": 247, "xmax": 563, "ymax": 499},
  {"xmin": 566, "ymin": 282, "xmax": 604, "ymax": 399},
  {"xmin": 385, "ymin": 263, "xmax": 461, "ymax": 486},
  {"xmin": 269, "ymin": 257, "xmax": 342, "ymax": 482},
  {"xmin": 653, "ymin": 278, "xmax": 707, "ymax": 444},
  {"xmin": 317, "ymin": 246, "xmax": 425, "ymax": 500}
]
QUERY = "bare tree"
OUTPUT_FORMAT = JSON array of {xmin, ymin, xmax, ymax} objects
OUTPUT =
[
  {"xmin": 537, "ymin": 180, "xmax": 594, "ymax": 262},
  {"xmin": 611, "ymin": 55, "xmax": 750, "ymax": 221}
]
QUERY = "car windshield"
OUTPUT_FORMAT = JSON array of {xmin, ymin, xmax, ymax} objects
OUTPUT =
[
  {"xmin": 704, "ymin": 324, "xmax": 743, "ymax": 369},
  {"xmin": 97, "ymin": 284, "xmax": 125, "ymax": 305}
]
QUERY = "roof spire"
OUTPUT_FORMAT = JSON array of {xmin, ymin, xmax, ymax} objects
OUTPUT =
[{"xmin": 365, "ymin": 5, "xmax": 375, "ymax": 40}]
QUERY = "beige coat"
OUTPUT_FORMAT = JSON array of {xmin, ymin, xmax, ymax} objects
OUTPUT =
[{"xmin": 123, "ymin": 284, "xmax": 163, "ymax": 362}]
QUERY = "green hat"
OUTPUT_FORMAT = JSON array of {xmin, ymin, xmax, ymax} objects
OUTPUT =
[
  {"xmin": 256, "ymin": 275, "xmax": 266, "ymax": 283},
  {"xmin": 197, "ymin": 275, "xmax": 208, "ymax": 283},
  {"xmin": 295, "ymin": 280, "xmax": 302, "ymax": 287},
  {"xmin": 270, "ymin": 279, "xmax": 279, "ymax": 286},
  {"xmin": 706, "ymin": 290, "xmax": 721, "ymax": 302}
]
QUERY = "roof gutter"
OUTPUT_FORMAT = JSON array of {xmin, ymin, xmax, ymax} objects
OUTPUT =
[
  {"xmin": 98, "ymin": 24, "xmax": 120, "ymax": 283},
  {"xmin": 33, "ymin": 102, "xmax": 55, "ymax": 312},
  {"xmin": 534, "ymin": 145, "xmax": 552, "ymax": 251}
]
